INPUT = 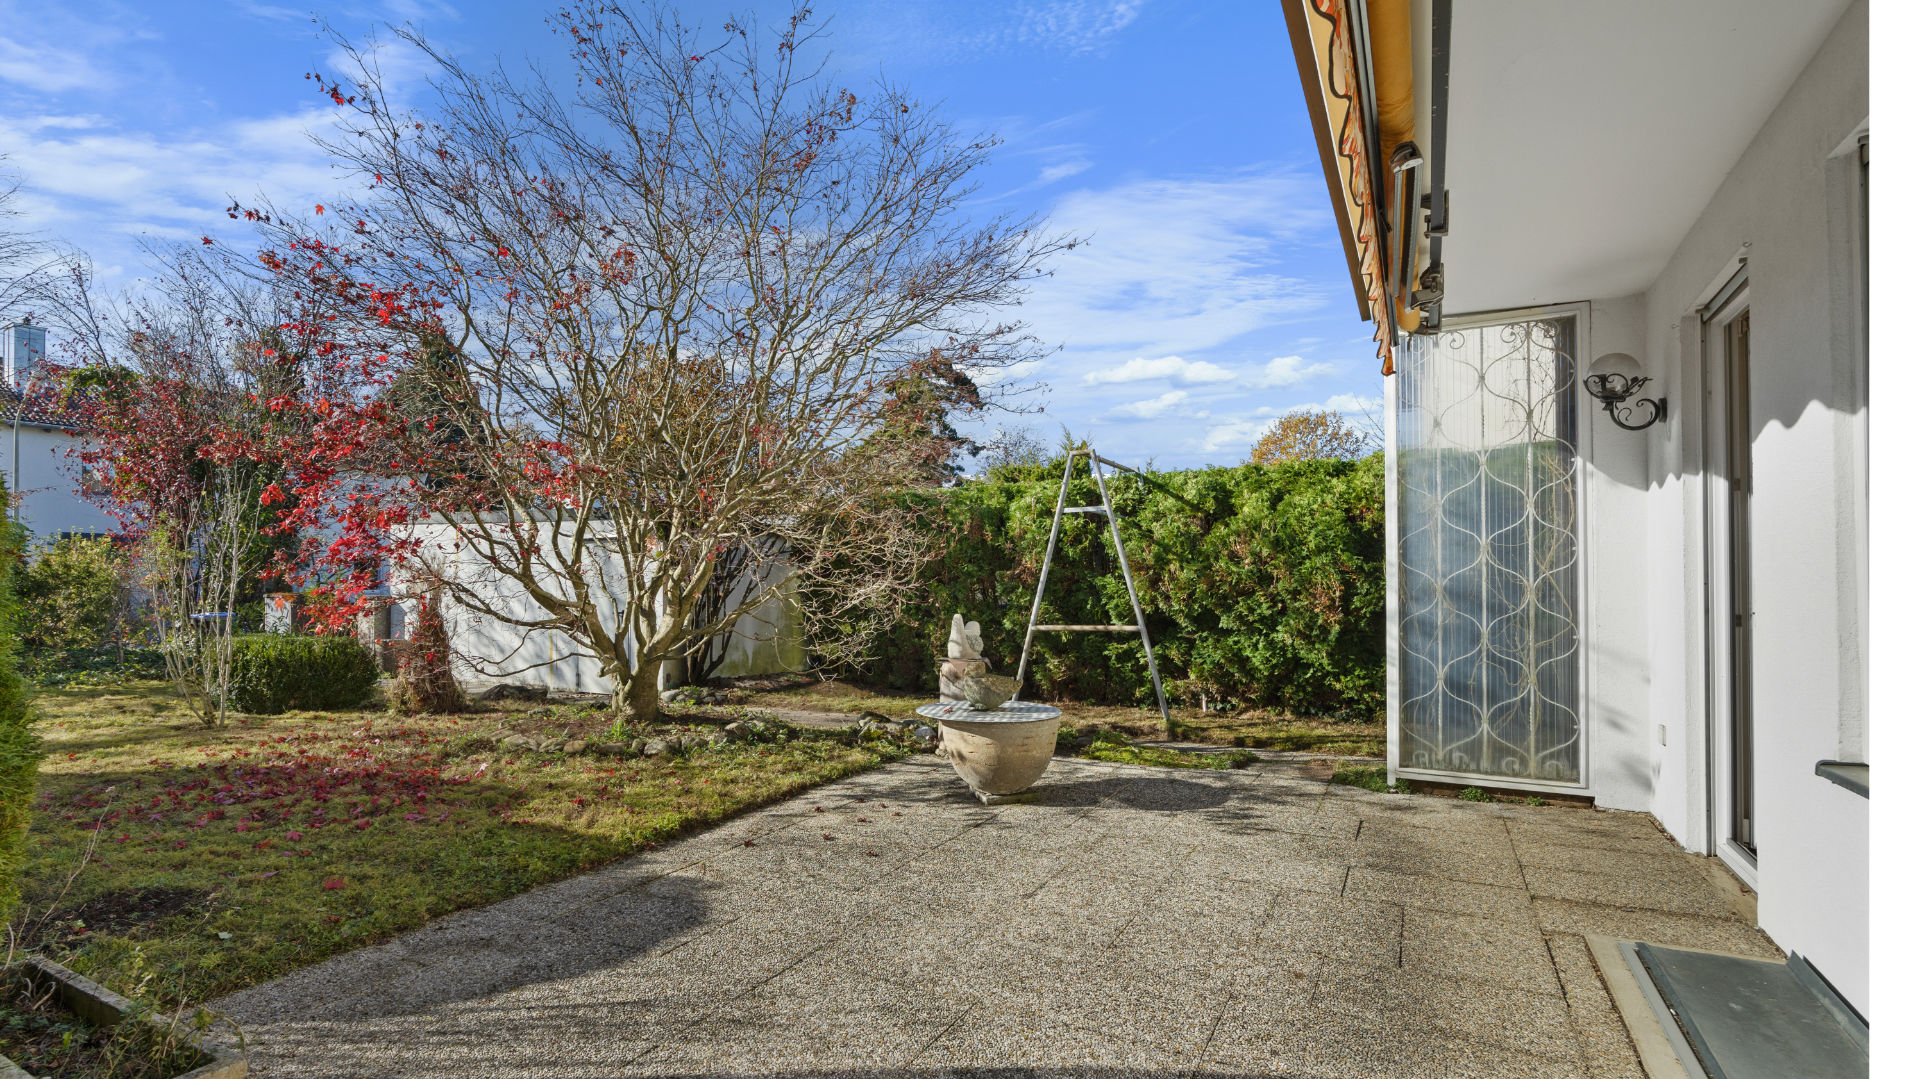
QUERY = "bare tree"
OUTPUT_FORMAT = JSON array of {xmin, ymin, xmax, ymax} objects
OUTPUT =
[
  {"xmin": 248, "ymin": 3, "xmax": 1069, "ymax": 725},
  {"xmin": 71, "ymin": 251, "xmax": 291, "ymax": 726},
  {"xmin": 976, "ymin": 424, "xmax": 1052, "ymax": 478},
  {"xmin": 0, "ymin": 169, "xmax": 56, "ymax": 325}
]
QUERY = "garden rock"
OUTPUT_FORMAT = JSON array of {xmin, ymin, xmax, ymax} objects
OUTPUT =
[
  {"xmin": 500, "ymin": 734, "xmax": 536, "ymax": 750},
  {"xmin": 562, "ymin": 740, "xmax": 587, "ymax": 755},
  {"xmin": 477, "ymin": 683, "xmax": 549, "ymax": 703},
  {"xmin": 642, "ymin": 739, "xmax": 669, "ymax": 757}
]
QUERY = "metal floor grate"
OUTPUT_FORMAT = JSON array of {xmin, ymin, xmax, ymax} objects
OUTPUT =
[{"xmin": 1623, "ymin": 941, "xmax": 1866, "ymax": 1079}]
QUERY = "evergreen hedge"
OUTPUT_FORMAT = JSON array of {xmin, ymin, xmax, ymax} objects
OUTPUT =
[
  {"xmin": 228, "ymin": 634, "xmax": 380, "ymax": 715},
  {"xmin": 853, "ymin": 455, "xmax": 1386, "ymax": 719},
  {"xmin": 0, "ymin": 482, "xmax": 41, "ymax": 926}
]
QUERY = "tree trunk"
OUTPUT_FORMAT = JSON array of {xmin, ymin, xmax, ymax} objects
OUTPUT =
[{"xmin": 612, "ymin": 657, "xmax": 663, "ymax": 730}]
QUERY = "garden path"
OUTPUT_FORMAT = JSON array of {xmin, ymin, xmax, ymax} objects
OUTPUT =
[{"xmin": 213, "ymin": 755, "xmax": 1774, "ymax": 1078}]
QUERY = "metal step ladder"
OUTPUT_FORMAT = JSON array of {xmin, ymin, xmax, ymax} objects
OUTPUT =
[{"xmin": 1013, "ymin": 446, "xmax": 1171, "ymax": 734}]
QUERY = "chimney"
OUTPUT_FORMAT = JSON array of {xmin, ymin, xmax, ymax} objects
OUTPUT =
[{"xmin": 2, "ymin": 321, "xmax": 45, "ymax": 388}]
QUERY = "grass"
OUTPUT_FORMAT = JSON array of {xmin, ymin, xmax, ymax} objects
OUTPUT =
[
  {"xmin": 1062, "ymin": 728, "xmax": 1258, "ymax": 770},
  {"xmin": 15, "ymin": 681, "xmax": 908, "ymax": 1007},
  {"xmin": 1329, "ymin": 764, "xmax": 1409, "ymax": 794},
  {"xmin": 724, "ymin": 677, "xmax": 1386, "ymax": 756}
]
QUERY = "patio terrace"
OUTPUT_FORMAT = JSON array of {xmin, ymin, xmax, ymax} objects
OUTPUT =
[{"xmin": 215, "ymin": 755, "xmax": 1775, "ymax": 1078}]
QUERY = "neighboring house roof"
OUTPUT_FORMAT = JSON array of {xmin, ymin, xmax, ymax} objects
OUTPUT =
[{"xmin": 0, "ymin": 385, "xmax": 88, "ymax": 432}]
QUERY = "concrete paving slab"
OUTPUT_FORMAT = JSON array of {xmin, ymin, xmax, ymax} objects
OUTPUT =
[
  {"xmin": 1313, "ymin": 965, "xmax": 1581, "ymax": 1061},
  {"xmin": 1522, "ymin": 863, "xmax": 1735, "ymax": 918},
  {"xmin": 1530, "ymin": 897, "xmax": 1781, "ymax": 958},
  {"xmin": 1399, "ymin": 908, "xmax": 1563, "ymax": 995},
  {"xmin": 214, "ymin": 754, "xmax": 1766, "ymax": 1078},
  {"xmin": 1345, "ymin": 864, "xmax": 1535, "ymax": 922},
  {"xmin": 1545, "ymin": 933, "xmax": 1656, "ymax": 1079},
  {"xmin": 1352, "ymin": 840, "xmax": 1527, "ymax": 889}
]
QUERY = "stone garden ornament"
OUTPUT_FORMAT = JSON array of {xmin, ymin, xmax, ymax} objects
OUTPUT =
[{"xmin": 938, "ymin": 613, "xmax": 990, "ymax": 702}]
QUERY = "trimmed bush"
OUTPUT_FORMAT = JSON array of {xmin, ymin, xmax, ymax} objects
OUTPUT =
[
  {"xmin": 853, "ymin": 455, "xmax": 1386, "ymax": 719},
  {"xmin": 227, "ymin": 634, "xmax": 380, "ymax": 715},
  {"xmin": 0, "ymin": 480, "xmax": 41, "ymax": 926}
]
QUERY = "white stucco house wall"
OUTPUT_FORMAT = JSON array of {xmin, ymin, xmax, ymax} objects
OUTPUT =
[
  {"xmin": 0, "ymin": 323, "xmax": 116, "ymax": 542},
  {"xmin": 1282, "ymin": 0, "xmax": 1868, "ymax": 1020},
  {"xmin": 387, "ymin": 518, "xmax": 806, "ymax": 693}
]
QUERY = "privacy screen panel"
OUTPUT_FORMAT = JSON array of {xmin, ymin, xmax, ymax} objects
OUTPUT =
[{"xmin": 1397, "ymin": 317, "xmax": 1581, "ymax": 783}]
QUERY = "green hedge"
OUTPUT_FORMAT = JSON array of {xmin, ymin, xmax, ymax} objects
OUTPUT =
[
  {"xmin": 0, "ymin": 482, "xmax": 40, "ymax": 926},
  {"xmin": 854, "ymin": 455, "xmax": 1386, "ymax": 719},
  {"xmin": 228, "ymin": 634, "xmax": 380, "ymax": 715}
]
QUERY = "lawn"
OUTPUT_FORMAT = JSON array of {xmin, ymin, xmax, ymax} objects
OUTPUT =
[
  {"xmin": 14, "ymin": 682, "xmax": 908, "ymax": 1007},
  {"xmin": 723, "ymin": 676, "xmax": 1388, "ymax": 757}
]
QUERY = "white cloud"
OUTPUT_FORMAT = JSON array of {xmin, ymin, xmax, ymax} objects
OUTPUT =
[
  {"xmin": 1016, "ymin": 1, "xmax": 1146, "ymax": 53},
  {"xmin": 1285, "ymin": 392, "xmax": 1385, "ymax": 416},
  {"xmin": 1038, "ymin": 158, "xmax": 1092, "ymax": 184},
  {"xmin": 1255, "ymin": 354, "xmax": 1335, "ymax": 388},
  {"xmin": 1084, "ymin": 355, "xmax": 1234, "ymax": 386},
  {"xmin": 0, "ymin": 37, "xmax": 114, "ymax": 94},
  {"xmin": 1019, "ymin": 172, "xmax": 1330, "ymax": 379},
  {"xmin": 1192, "ymin": 396, "xmax": 1382, "ymax": 458},
  {"xmin": 1198, "ymin": 417, "xmax": 1271, "ymax": 455},
  {"xmin": 1106, "ymin": 390, "xmax": 1187, "ymax": 421},
  {"xmin": 1322, "ymin": 392, "xmax": 1384, "ymax": 414},
  {"xmin": 0, "ymin": 107, "xmax": 345, "ymax": 245},
  {"xmin": 965, "ymin": 359, "xmax": 1044, "ymax": 387}
]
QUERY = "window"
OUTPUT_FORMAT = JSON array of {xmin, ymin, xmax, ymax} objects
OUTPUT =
[{"xmin": 1397, "ymin": 315, "xmax": 1582, "ymax": 783}]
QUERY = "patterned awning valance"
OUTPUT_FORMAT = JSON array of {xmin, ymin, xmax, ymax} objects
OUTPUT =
[{"xmin": 1280, "ymin": 0, "xmax": 1398, "ymax": 375}]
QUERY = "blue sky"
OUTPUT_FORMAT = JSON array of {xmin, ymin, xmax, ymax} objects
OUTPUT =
[{"xmin": 0, "ymin": 0, "xmax": 1383, "ymax": 469}]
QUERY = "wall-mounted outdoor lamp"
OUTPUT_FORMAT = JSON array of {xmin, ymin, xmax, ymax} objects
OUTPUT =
[{"xmin": 1583, "ymin": 353, "xmax": 1667, "ymax": 431}]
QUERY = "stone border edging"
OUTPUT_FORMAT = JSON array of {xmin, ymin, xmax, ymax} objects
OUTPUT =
[{"xmin": 7, "ymin": 957, "xmax": 247, "ymax": 1078}]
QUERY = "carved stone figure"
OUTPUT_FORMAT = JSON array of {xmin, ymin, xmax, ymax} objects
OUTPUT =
[
  {"xmin": 938, "ymin": 613, "xmax": 990, "ymax": 702},
  {"xmin": 946, "ymin": 614, "xmax": 984, "ymax": 659}
]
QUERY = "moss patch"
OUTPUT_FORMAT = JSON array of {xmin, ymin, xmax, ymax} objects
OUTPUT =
[{"xmin": 1057, "ymin": 727, "xmax": 1258, "ymax": 771}]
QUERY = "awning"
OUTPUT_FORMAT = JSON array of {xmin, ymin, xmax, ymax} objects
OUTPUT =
[{"xmin": 1280, "ymin": 0, "xmax": 1426, "ymax": 376}]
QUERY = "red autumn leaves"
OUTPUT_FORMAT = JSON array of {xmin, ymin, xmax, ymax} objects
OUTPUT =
[{"xmin": 44, "ymin": 724, "xmax": 478, "ymax": 845}]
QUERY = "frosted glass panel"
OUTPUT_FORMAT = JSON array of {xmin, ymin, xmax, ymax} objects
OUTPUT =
[{"xmin": 1397, "ymin": 318, "xmax": 1580, "ymax": 782}]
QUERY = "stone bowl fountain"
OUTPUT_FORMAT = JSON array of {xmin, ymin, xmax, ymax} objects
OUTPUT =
[
  {"xmin": 925, "ymin": 612, "xmax": 1062, "ymax": 802},
  {"xmin": 916, "ymin": 698, "xmax": 1062, "ymax": 804}
]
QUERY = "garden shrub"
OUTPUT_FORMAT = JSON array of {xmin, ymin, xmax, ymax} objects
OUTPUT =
[
  {"xmin": 16, "ymin": 535, "xmax": 132, "ymax": 654},
  {"xmin": 226, "ymin": 634, "xmax": 380, "ymax": 714},
  {"xmin": 852, "ymin": 455, "xmax": 1385, "ymax": 719},
  {"xmin": 390, "ymin": 590, "xmax": 465, "ymax": 715},
  {"xmin": 0, "ymin": 481, "xmax": 41, "ymax": 926}
]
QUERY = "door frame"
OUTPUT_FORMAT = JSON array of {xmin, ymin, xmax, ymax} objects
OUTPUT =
[{"xmin": 1699, "ymin": 268, "xmax": 1759, "ymax": 888}]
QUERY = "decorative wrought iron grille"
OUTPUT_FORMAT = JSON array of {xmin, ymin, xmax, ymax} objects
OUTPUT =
[{"xmin": 1397, "ymin": 317, "xmax": 1581, "ymax": 783}]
